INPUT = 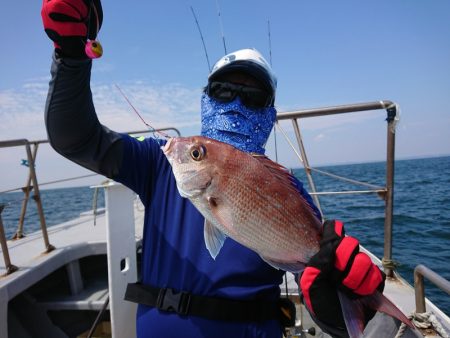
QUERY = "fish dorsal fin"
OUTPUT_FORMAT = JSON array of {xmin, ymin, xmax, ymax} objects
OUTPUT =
[
  {"xmin": 204, "ymin": 219, "xmax": 227, "ymax": 260},
  {"xmin": 254, "ymin": 155, "xmax": 306, "ymax": 199}
]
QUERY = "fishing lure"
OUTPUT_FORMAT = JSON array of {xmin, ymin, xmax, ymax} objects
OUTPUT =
[
  {"xmin": 85, "ymin": 0, "xmax": 103, "ymax": 59},
  {"xmin": 85, "ymin": 40, "xmax": 103, "ymax": 59}
]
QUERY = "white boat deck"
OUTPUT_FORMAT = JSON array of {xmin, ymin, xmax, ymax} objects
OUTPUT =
[
  {"xmin": 0, "ymin": 203, "xmax": 144, "ymax": 297},
  {"xmin": 0, "ymin": 193, "xmax": 145, "ymax": 338}
]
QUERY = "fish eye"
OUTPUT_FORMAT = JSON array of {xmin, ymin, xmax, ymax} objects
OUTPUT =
[{"xmin": 190, "ymin": 145, "xmax": 206, "ymax": 161}]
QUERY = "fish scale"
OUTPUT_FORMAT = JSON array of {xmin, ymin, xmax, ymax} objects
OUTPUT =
[{"xmin": 221, "ymin": 177, "xmax": 311, "ymax": 261}]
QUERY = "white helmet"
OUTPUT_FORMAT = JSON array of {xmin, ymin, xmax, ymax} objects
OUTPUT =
[{"xmin": 208, "ymin": 48, "xmax": 277, "ymax": 99}]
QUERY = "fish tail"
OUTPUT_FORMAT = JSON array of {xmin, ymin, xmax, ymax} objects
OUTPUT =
[
  {"xmin": 337, "ymin": 290, "xmax": 415, "ymax": 338},
  {"xmin": 359, "ymin": 291, "xmax": 414, "ymax": 328}
]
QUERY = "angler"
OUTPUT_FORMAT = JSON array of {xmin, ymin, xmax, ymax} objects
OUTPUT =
[{"xmin": 41, "ymin": 1, "xmax": 388, "ymax": 337}]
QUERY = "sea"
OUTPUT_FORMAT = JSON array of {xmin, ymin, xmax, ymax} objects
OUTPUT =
[{"xmin": 1, "ymin": 156, "xmax": 449, "ymax": 316}]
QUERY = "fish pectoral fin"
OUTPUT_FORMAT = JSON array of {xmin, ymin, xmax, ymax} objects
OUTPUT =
[
  {"xmin": 204, "ymin": 219, "xmax": 227, "ymax": 260},
  {"xmin": 207, "ymin": 196, "xmax": 235, "ymax": 232},
  {"xmin": 260, "ymin": 256, "xmax": 306, "ymax": 273}
]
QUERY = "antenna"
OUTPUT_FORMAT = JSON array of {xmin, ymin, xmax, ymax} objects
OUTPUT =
[
  {"xmin": 268, "ymin": 20, "xmax": 277, "ymax": 161},
  {"xmin": 267, "ymin": 20, "xmax": 273, "ymax": 66},
  {"xmin": 215, "ymin": 0, "xmax": 227, "ymax": 54},
  {"xmin": 190, "ymin": 6, "xmax": 211, "ymax": 72}
]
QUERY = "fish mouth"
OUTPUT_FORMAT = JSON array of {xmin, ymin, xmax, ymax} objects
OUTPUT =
[
  {"xmin": 177, "ymin": 185, "xmax": 202, "ymax": 198},
  {"xmin": 162, "ymin": 137, "xmax": 175, "ymax": 155}
]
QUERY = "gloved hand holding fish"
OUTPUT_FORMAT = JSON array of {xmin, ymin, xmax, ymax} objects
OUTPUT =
[
  {"xmin": 300, "ymin": 219, "xmax": 389, "ymax": 337},
  {"xmin": 163, "ymin": 135, "xmax": 415, "ymax": 338}
]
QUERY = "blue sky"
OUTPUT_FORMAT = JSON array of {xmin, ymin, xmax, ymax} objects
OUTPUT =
[{"xmin": 1, "ymin": 1, "xmax": 450, "ymax": 191}]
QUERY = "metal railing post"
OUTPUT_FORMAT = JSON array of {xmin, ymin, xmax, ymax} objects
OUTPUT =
[
  {"xmin": 0, "ymin": 205, "xmax": 19, "ymax": 275},
  {"xmin": 383, "ymin": 106, "xmax": 397, "ymax": 277},
  {"xmin": 24, "ymin": 142, "xmax": 54, "ymax": 253},
  {"xmin": 14, "ymin": 143, "xmax": 39, "ymax": 239},
  {"xmin": 414, "ymin": 264, "xmax": 450, "ymax": 313}
]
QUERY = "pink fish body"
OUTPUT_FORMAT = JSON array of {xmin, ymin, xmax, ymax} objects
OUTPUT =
[
  {"xmin": 162, "ymin": 136, "xmax": 322, "ymax": 271},
  {"xmin": 163, "ymin": 135, "xmax": 416, "ymax": 337}
]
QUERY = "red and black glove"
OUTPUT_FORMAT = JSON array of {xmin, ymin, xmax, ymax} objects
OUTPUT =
[
  {"xmin": 299, "ymin": 220, "xmax": 386, "ymax": 334},
  {"xmin": 41, "ymin": 0, "xmax": 103, "ymax": 59}
]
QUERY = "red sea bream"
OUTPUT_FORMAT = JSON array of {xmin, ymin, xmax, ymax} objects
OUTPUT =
[{"xmin": 162, "ymin": 136, "xmax": 414, "ymax": 338}]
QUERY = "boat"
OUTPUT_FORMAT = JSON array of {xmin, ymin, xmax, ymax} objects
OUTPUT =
[{"xmin": 1, "ymin": 101, "xmax": 449, "ymax": 338}]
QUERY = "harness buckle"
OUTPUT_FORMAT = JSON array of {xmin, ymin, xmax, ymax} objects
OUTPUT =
[{"xmin": 156, "ymin": 288, "xmax": 192, "ymax": 315}]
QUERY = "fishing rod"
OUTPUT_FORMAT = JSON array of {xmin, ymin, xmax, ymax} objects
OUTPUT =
[
  {"xmin": 267, "ymin": 20, "xmax": 273, "ymax": 68},
  {"xmin": 267, "ymin": 19, "xmax": 279, "ymax": 163},
  {"xmin": 215, "ymin": 0, "xmax": 227, "ymax": 54},
  {"xmin": 189, "ymin": 0, "xmax": 228, "ymax": 73},
  {"xmin": 190, "ymin": 6, "xmax": 212, "ymax": 72}
]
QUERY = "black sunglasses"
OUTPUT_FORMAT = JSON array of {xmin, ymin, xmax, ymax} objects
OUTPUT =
[{"xmin": 205, "ymin": 81, "xmax": 274, "ymax": 108}]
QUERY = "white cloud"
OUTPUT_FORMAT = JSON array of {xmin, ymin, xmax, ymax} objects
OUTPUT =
[
  {"xmin": 91, "ymin": 81, "xmax": 202, "ymax": 133},
  {"xmin": 0, "ymin": 79, "xmax": 203, "ymax": 142},
  {"xmin": 0, "ymin": 86, "xmax": 48, "ymax": 140}
]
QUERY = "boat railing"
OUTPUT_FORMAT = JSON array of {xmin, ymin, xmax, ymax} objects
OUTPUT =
[
  {"xmin": 276, "ymin": 100, "xmax": 398, "ymax": 276},
  {"xmin": 0, "ymin": 138, "xmax": 53, "ymax": 254},
  {"xmin": 0, "ymin": 127, "xmax": 180, "ymax": 276},
  {"xmin": 414, "ymin": 265, "xmax": 450, "ymax": 314}
]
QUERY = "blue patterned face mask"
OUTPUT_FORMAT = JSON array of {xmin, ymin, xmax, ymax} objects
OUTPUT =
[{"xmin": 200, "ymin": 93, "xmax": 277, "ymax": 154}]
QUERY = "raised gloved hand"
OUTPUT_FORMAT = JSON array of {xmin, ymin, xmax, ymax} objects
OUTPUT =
[
  {"xmin": 299, "ymin": 220, "xmax": 386, "ymax": 332},
  {"xmin": 41, "ymin": 0, "xmax": 103, "ymax": 59}
]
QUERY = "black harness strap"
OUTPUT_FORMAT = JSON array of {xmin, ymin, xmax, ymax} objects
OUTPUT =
[{"xmin": 125, "ymin": 282, "xmax": 283, "ymax": 323}]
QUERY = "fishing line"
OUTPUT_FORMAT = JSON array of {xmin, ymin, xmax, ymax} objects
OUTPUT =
[
  {"xmin": 190, "ymin": 6, "xmax": 212, "ymax": 72},
  {"xmin": 276, "ymin": 122, "xmax": 305, "ymax": 164},
  {"xmin": 273, "ymin": 123, "xmax": 279, "ymax": 163},
  {"xmin": 114, "ymin": 84, "xmax": 171, "ymax": 140},
  {"xmin": 215, "ymin": 0, "xmax": 227, "ymax": 54}
]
